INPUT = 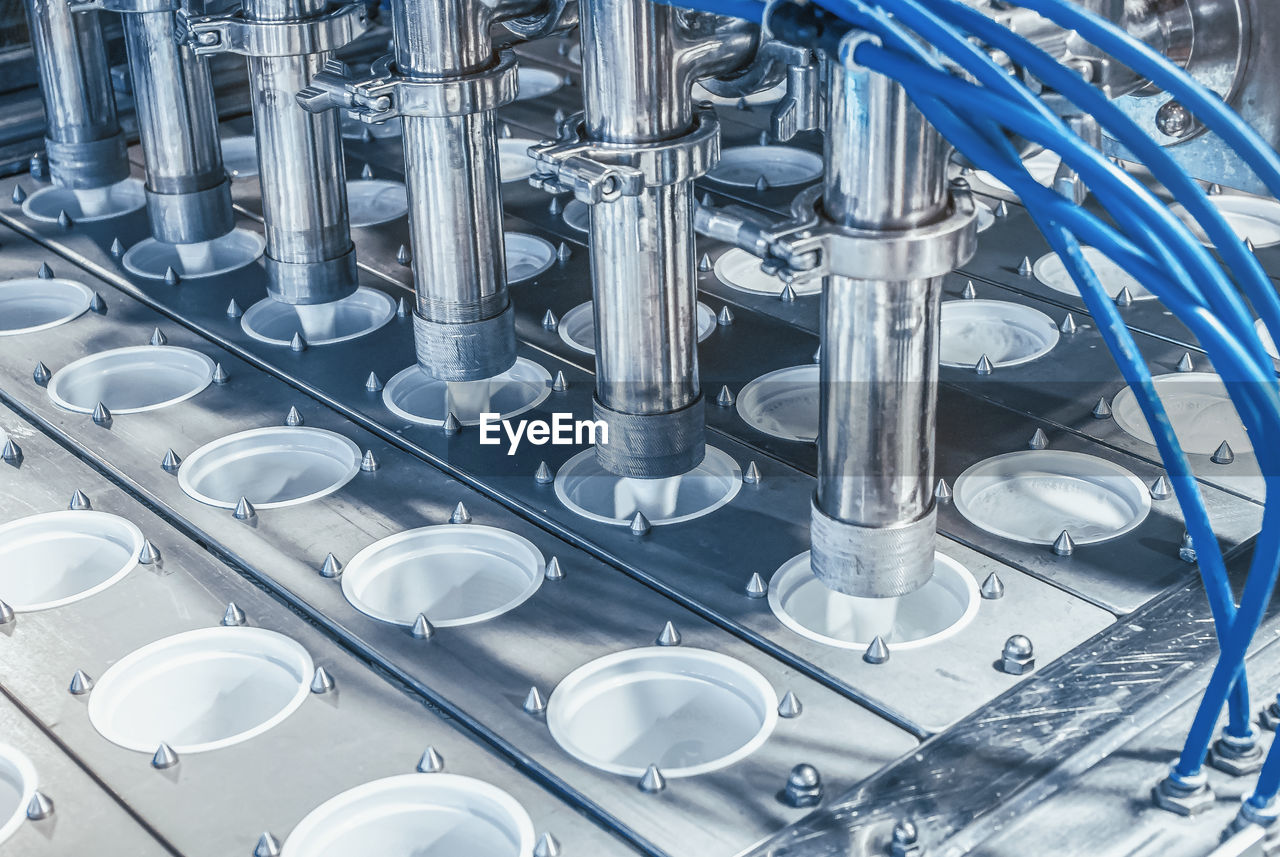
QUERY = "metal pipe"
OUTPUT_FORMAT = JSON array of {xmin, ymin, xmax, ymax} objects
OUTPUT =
[
  {"xmin": 22, "ymin": 0, "xmax": 129, "ymax": 190},
  {"xmin": 243, "ymin": 0, "xmax": 357, "ymax": 305},
  {"xmin": 121, "ymin": 7, "xmax": 234, "ymax": 245},
  {"xmin": 578, "ymin": 0, "xmax": 753, "ymax": 478},
  {"xmin": 810, "ymin": 47, "xmax": 950, "ymax": 598},
  {"xmin": 392, "ymin": 0, "xmax": 530, "ymax": 380}
]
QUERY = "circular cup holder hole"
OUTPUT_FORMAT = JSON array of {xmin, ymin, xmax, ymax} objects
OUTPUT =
[
  {"xmin": 953, "ymin": 449, "xmax": 1151, "ymax": 545},
  {"xmin": 0, "ymin": 511, "xmax": 142, "ymax": 612},
  {"xmin": 87, "ymin": 627, "xmax": 313, "ymax": 753},
  {"xmin": 0, "ymin": 278, "xmax": 94, "ymax": 336},
  {"xmin": 122, "ymin": 229, "xmax": 265, "ymax": 280},
  {"xmin": 382, "ymin": 358, "xmax": 551, "ymax": 427},
  {"xmin": 714, "ymin": 249, "xmax": 821, "ymax": 297},
  {"xmin": 47, "ymin": 346, "xmax": 215, "ymax": 414},
  {"xmin": 241, "ymin": 288, "xmax": 395, "ymax": 347},
  {"xmin": 515, "ymin": 66, "xmax": 563, "ymax": 100},
  {"xmin": 282, "ymin": 774, "xmax": 535, "ymax": 857},
  {"xmin": 558, "ymin": 300, "xmax": 714, "ymax": 354},
  {"xmin": 972, "ymin": 149, "xmax": 1059, "ymax": 194},
  {"xmin": 505, "ymin": 232, "xmax": 556, "ymax": 283},
  {"xmin": 1034, "ymin": 246, "xmax": 1154, "ymax": 301},
  {"xmin": 22, "ymin": 179, "xmax": 145, "ymax": 222},
  {"xmin": 547, "ymin": 647, "xmax": 777, "ymax": 778},
  {"xmin": 498, "ymin": 139, "xmax": 539, "ymax": 183},
  {"xmin": 221, "ymin": 135, "xmax": 259, "ymax": 178},
  {"xmin": 708, "ymin": 146, "xmax": 823, "ymax": 188},
  {"xmin": 346, "ymin": 180, "xmax": 409, "ymax": 227},
  {"xmin": 342, "ymin": 524, "xmax": 544, "ymax": 627},
  {"xmin": 177, "ymin": 426, "xmax": 362, "ymax": 509},
  {"xmin": 1111, "ymin": 372, "xmax": 1251, "ymax": 455},
  {"xmin": 0, "ymin": 744, "xmax": 36, "ymax": 847},
  {"xmin": 736, "ymin": 364, "xmax": 818, "ymax": 442},
  {"xmin": 939, "ymin": 300, "xmax": 1059, "ymax": 369},
  {"xmin": 769, "ymin": 552, "xmax": 978, "ymax": 649},
  {"xmin": 1171, "ymin": 195, "xmax": 1280, "ymax": 249},
  {"xmin": 554, "ymin": 446, "xmax": 742, "ymax": 526}
]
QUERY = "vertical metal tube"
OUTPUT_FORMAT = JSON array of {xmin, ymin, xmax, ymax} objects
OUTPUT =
[
  {"xmin": 393, "ymin": 0, "xmax": 517, "ymax": 380},
  {"xmin": 810, "ymin": 50, "xmax": 949, "ymax": 598},
  {"xmin": 579, "ymin": 0, "xmax": 704, "ymax": 478},
  {"xmin": 122, "ymin": 9, "xmax": 234, "ymax": 245},
  {"xmin": 243, "ymin": 0, "xmax": 357, "ymax": 305},
  {"xmin": 22, "ymin": 0, "xmax": 128, "ymax": 189}
]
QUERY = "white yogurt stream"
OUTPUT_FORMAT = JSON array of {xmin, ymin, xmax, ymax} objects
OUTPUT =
[
  {"xmin": 72, "ymin": 186, "xmax": 113, "ymax": 218},
  {"xmin": 293, "ymin": 302, "xmax": 341, "ymax": 342},
  {"xmin": 174, "ymin": 240, "xmax": 215, "ymax": 274}
]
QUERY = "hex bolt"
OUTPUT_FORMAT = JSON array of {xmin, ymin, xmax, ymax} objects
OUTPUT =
[
  {"xmin": 783, "ymin": 764, "xmax": 822, "ymax": 808},
  {"xmin": 999, "ymin": 634, "xmax": 1035, "ymax": 675}
]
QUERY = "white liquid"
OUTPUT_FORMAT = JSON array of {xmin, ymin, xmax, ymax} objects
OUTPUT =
[
  {"xmin": 72, "ymin": 186, "xmax": 112, "ymax": 218},
  {"xmin": 293, "ymin": 302, "xmax": 341, "ymax": 342},
  {"xmin": 445, "ymin": 378, "xmax": 495, "ymax": 420},
  {"xmin": 175, "ymin": 241, "xmax": 215, "ymax": 275},
  {"xmin": 613, "ymin": 473, "xmax": 684, "ymax": 521}
]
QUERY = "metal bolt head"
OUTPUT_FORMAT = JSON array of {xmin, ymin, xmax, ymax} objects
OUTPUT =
[
  {"xmin": 1156, "ymin": 100, "xmax": 1195, "ymax": 138},
  {"xmin": 1153, "ymin": 769, "xmax": 1215, "ymax": 816},
  {"xmin": 783, "ymin": 763, "xmax": 823, "ymax": 807},
  {"xmin": 1000, "ymin": 634, "xmax": 1035, "ymax": 674},
  {"xmin": 1209, "ymin": 733, "xmax": 1266, "ymax": 776}
]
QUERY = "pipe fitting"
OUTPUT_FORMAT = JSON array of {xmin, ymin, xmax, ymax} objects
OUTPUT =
[{"xmin": 592, "ymin": 396, "xmax": 706, "ymax": 479}]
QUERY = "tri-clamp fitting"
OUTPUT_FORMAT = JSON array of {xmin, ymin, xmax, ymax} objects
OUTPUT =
[{"xmin": 179, "ymin": 0, "xmax": 370, "ymax": 305}]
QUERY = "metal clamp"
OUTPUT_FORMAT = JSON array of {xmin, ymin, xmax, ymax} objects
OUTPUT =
[
  {"xmin": 297, "ymin": 52, "xmax": 519, "ymax": 120},
  {"xmin": 758, "ymin": 183, "xmax": 978, "ymax": 282},
  {"xmin": 528, "ymin": 108, "xmax": 720, "ymax": 204},
  {"xmin": 177, "ymin": 3, "xmax": 369, "ymax": 58},
  {"xmin": 75, "ymin": 0, "xmax": 177, "ymax": 13}
]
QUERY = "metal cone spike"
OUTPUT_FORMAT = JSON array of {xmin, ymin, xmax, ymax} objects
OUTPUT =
[
  {"xmin": 221, "ymin": 602, "xmax": 247, "ymax": 626},
  {"xmin": 361, "ymin": 164, "xmax": 374, "ymax": 179},
  {"xmin": 1177, "ymin": 352, "xmax": 1195, "ymax": 373},
  {"xmin": 37, "ymin": 262, "xmax": 54, "ymax": 279},
  {"xmin": 1150, "ymin": 475, "xmax": 1173, "ymax": 500},
  {"xmin": 745, "ymin": 572, "xmax": 767, "ymax": 598},
  {"xmin": 545, "ymin": 556, "xmax": 563, "ymax": 580},
  {"xmin": 961, "ymin": 280, "xmax": 977, "ymax": 300},
  {"xmin": 542, "ymin": 309, "xmax": 558, "ymax": 330},
  {"xmin": 699, "ymin": 253, "xmax": 712, "ymax": 272},
  {"xmin": 149, "ymin": 328, "xmax": 167, "ymax": 346},
  {"xmin": 1060, "ymin": 313, "xmax": 1078, "ymax": 335},
  {"xmin": 863, "ymin": 635, "xmax": 890, "ymax": 664},
  {"xmin": 161, "ymin": 449, "xmax": 181, "ymax": 471},
  {"xmin": 450, "ymin": 502, "xmax": 471, "ymax": 524},
  {"xmin": 0, "ymin": 599, "xmax": 13, "ymax": 625},
  {"xmin": 743, "ymin": 461, "xmax": 761, "ymax": 484},
  {"xmin": 33, "ymin": 362, "xmax": 51, "ymax": 385},
  {"xmin": 777, "ymin": 690, "xmax": 803, "ymax": 718},
  {"xmin": 226, "ymin": 298, "xmax": 243, "ymax": 318},
  {"xmin": 552, "ymin": 371, "xmax": 567, "ymax": 392},
  {"xmin": 254, "ymin": 832, "xmax": 282, "ymax": 857},
  {"xmin": 365, "ymin": 371, "xmax": 384, "ymax": 392},
  {"xmin": 1018, "ymin": 256, "xmax": 1033, "ymax": 277},
  {"xmin": 1053, "ymin": 529, "xmax": 1076, "ymax": 556},
  {"xmin": 1092, "ymin": 397, "xmax": 1112, "ymax": 419},
  {"xmin": 1114, "ymin": 287, "xmax": 1134, "ymax": 307},
  {"xmin": 233, "ymin": 497, "xmax": 256, "ymax": 519},
  {"xmin": 138, "ymin": 540, "xmax": 161, "ymax": 565},
  {"xmin": 523, "ymin": 686, "xmax": 546, "ymax": 715},
  {"xmin": 212, "ymin": 363, "xmax": 230, "ymax": 384},
  {"xmin": 151, "ymin": 742, "xmax": 179, "ymax": 769},
  {"xmin": 1212, "ymin": 441, "xmax": 1235, "ymax": 465},
  {"xmin": 975, "ymin": 354, "xmax": 994, "ymax": 375},
  {"xmin": 290, "ymin": 331, "xmax": 307, "ymax": 352},
  {"xmin": 656, "ymin": 621, "xmax": 681, "ymax": 646},
  {"xmin": 716, "ymin": 384, "xmax": 735, "ymax": 407},
  {"xmin": 638, "ymin": 764, "xmax": 666, "ymax": 793},
  {"xmin": 361, "ymin": 449, "xmax": 379, "ymax": 472},
  {"xmin": 69, "ymin": 490, "xmax": 91, "ymax": 510},
  {"xmin": 164, "ymin": 267, "xmax": 180, "ymax": 287},
  {"xmin": 26, "ymin": 791, "xmax": 53, "ymax": 820},
  {"xmin": 534, "ymin": 832, "xmax": 561, "ymax": 857},
  {"xmin": 69, "ymin": 669, "xmax": 94, "ymax": 695},
  {"xmin": 629, "ymin": 511, "xmax": 651, "ymax": 535},
  {"xmin": 310, "ymin": 666, "xmax": 335, "ymax": 694},
  {"xmin": 535, "ymin": 461, "xmax": 554, "ymax": 484},
  {"xmin": 396, "ymin": 244, "xmax": 411, "ymax": 265},
  {"xmin": 935, "ymin": 478, "xmax": 952, "ymax": 502},
  {"xmin": 285, "ymin": 406, "xmax": 304, "ymax": 426},
  {"xmin": 980, "ymin": 572, "xmax": 1005, "ymax": 600},
  {"xmin": 320, "ymin": 553, "xmax": 343, "ymax": 578},
  {"xmin": 110, "ymin": 237, "xmax": 125, "ymax": 257},
  {"xmin": 417, "ymin": 746, "xmax": 444, "ymax": 773},
  {"xmin": 2, "ymin": 439, "xmax": 22, "ymax": 463},
  {"xmin": 443, "ymin": 412, "xmax": 461, "ymax": 435},
  {"xmin": 717, "ymin": 305, "xmax": 734, "ymax": 325},
  {"xmin": 411, "ymin": 613, "xmax": 434, "ymax": 639},
  {"xmin": 92, "ymin": 402, "xmax": 112, "ymax": 425},
  {"xmin": 1028, "ymin": 428, "xmax": 1048, "ymax": 450}
]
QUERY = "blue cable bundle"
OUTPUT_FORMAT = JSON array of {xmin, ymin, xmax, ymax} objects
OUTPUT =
[{"xmin": 662, "ymin": 0, "xmax": 1280, "ymax": 810}]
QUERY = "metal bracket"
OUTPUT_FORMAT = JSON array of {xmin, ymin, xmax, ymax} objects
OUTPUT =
[
  {"xmin": 297, "ymin": 51, "xmax": 519, "ymax": 120},
  {"xmin": 177, "ymin": 3, "xmax": 369, "ymax": 58},
  {"xmin": 527, "ymin": 108, "xmax": 720, "ymax": 204}
]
